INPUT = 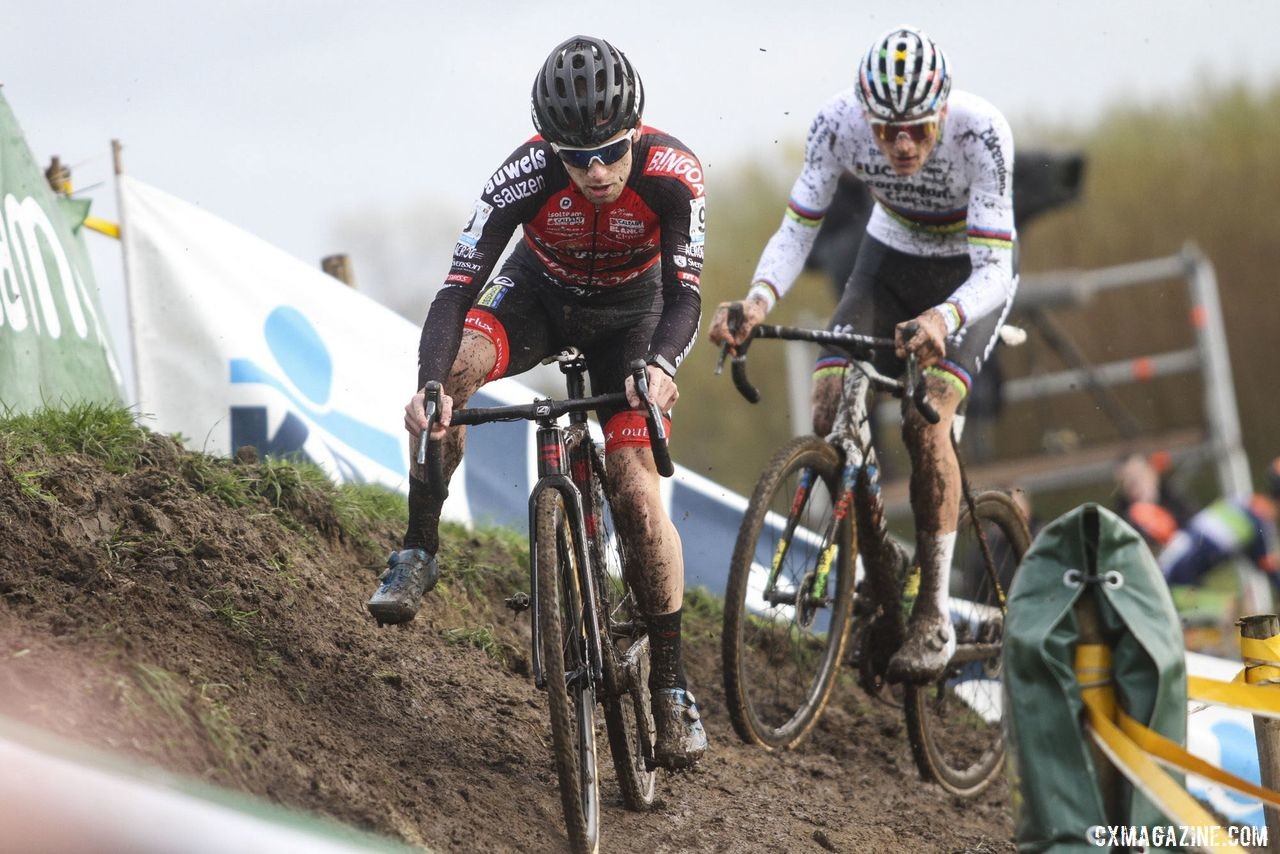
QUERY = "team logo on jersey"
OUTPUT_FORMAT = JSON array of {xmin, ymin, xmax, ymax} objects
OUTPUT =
[
  {"xmin": 559, "ymin": 196, "xmax": 573, "ymax": 209},
  {"xmin": 459, "ymin": 200, "xmax": 494, "ymax": 248},
  {"xmin": 475, "ymin": 279, "xmax": 512, "ymax": 309},
  {"xmin": 483, "ymin": 146, "xmax": 548, "ymax": 195},
  {"xmin": 644, "ymin": 146, "xmax": 705, "ymax": 197}
]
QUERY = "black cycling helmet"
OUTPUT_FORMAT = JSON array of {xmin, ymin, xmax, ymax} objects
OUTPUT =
[{"xmin": 531, "ymin": 35, "xmax": 643, "ymax": 147}]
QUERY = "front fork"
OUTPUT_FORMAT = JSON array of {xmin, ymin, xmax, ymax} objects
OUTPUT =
[
  {"xmin": 528, "ymin": 426, "xmax": 604, "ymax": 693},
  {"xmin": 764, "ymin": 463, "xmax": 858, "ymax": 614}
]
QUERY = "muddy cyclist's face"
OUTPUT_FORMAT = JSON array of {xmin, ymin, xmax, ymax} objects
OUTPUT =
[
  {"xmin": 869, "ymin": 107, "xmax": 946, "ymax": 176},
  {"xmin": 556, "ymin": 126, "xmax": 638, "ymax": 205}
]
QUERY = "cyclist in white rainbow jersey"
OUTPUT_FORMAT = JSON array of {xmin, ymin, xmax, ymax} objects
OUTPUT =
[{"xmin": 710, "ymin": 25, "xmax": 1016, "ymax": 682}]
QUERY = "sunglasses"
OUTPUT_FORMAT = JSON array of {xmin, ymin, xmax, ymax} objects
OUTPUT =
[
  {"xmin": 552, "ymin": 135, "xmax": 633, "ymax": 169},
  {"xmin": 869, "ymin": 116, "xmax": 940, "ymax": 144}
]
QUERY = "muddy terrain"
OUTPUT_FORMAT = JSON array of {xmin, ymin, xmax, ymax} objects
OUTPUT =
[{"xmin": 0, "ymin": 423, "xmax": 1013, "ymax": 852}]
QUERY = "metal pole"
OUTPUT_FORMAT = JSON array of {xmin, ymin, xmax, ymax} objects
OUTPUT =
[
  {"xmin": 1183, "ymin": 243, "xmax": 1269, "ymax": 612},
  {"xmin": 1238, "ymin": 614, "xmax": 1280, "ymax": 852}
]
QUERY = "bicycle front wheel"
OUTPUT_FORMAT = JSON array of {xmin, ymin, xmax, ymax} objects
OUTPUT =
[
  {"xmin": 904, "ymin": 490, "xmax": 1030, "ymax": 797},
  {"xmin": 535, "ymin": 490, "xmax": 601, "ymax": 853},
  {"xmin": 722, "ymin": 435, "xmax": 856, "ymax": 749},
  {"xmin": 583, "ymin": 444, "xmax": 657, "ymax": 810}
]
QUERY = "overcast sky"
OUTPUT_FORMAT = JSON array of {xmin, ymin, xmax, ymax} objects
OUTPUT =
[{"xmin": 6, "ymin": 0, "xmax": 1280, "ymax": 393}]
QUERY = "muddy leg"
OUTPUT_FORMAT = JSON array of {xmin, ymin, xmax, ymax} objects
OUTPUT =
[
  {"xmin": 604, "ymin": 447, "xmax": 685, "ymax": 687},
  {"xmin": 403, "ymin": 331, "xmax": 496, "ymax": 553},
  {"xmin": 888, "ymin": 373, "xmax": 963, "ymax": 682}
]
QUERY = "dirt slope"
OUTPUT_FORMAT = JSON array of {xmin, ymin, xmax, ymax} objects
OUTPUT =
[{"xmin": 0, "ymin": 426, "xmax": 1013, "ymax": 853}]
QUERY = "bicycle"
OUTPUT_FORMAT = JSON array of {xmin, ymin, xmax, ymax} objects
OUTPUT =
[
  {"xmin": 717, "ymin": 322, "xmax": 1031, "ymax": 797},
  {"xmin": 419, "ymin": 352, "xmax": 674, "ymax": 854}
]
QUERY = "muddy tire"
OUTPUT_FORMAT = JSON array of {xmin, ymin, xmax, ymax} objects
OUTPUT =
[
  {"xmin": 722, "ymin": 435, "xmax": 856, "ymax": 749},
  {"xmin": 583, "ymin": 445, "xmax": 657, "ymax": 811},
  {"xmin": 536, "ymin": 490, "xmax": 600, "ymax": 853},
  {"xmin": 904, "ymin": 490, "xmax": 1030, "ymax": 797}
]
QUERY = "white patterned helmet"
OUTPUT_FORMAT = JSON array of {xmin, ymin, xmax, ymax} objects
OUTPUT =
[{"xmin": 856, "ymin": 26, "xmax": 951, "ymax": 121}]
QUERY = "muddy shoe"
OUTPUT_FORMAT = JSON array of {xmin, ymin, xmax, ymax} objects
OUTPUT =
[
  {"xmin": 886, "ymin": 614, "xmax": 956, "ymax": 684},
  {"xmin": 367, "ymin": 549, "xmax": 439, "ymax": 626},
  {"xmin": 652, "ymin": 688, "xmax": 708, "ymax": 770}
]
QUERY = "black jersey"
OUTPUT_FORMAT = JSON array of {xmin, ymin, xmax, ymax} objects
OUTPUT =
[{"xmin": 417, "ymin": 127, "xmax": 705, "ymax": 388}]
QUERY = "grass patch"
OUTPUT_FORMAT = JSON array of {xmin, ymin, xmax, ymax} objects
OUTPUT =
[
  {"xmin": 11, "ymin": 468, "xmax": 57, "ymax": 504},
  {"xmin": 203, "ymin": 588, "xmax": 259, "ymax": 639},
  {"xmin": 443, "ymin": 624, "xmax": 508, "ymax": 665},
  {"xmin": 0, "ymin": 402, "xmax": 155, "ymax": 473}
]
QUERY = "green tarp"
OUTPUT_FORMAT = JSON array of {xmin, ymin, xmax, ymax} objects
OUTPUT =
[
  {"xmin": 0, "ymin": 90, "xmax": 122, "ymax": 412},
  {"xmin": 1004, "ymin": 503, "xmax": 1188, "ymax": 851}
]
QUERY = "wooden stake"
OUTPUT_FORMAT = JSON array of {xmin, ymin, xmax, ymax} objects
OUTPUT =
[
  {"xmin": 1238, "ymin": 614, "xmax": 1280, "ymax": 853},
  {"xmin": 321, "ymin": 254, "xmax": 356, "ymax": 288}
]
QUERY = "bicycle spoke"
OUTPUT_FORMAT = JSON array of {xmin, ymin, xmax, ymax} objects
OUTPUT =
[
  {"xmin": 905, "ymin": 491, "xmax": 1029, "ymax": 797},
  {"xmin": 724, "ymin": 437, "xmax": 856, "ymax": 748}
]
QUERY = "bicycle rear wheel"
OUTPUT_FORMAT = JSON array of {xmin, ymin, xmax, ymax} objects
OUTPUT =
[
  {"xmin": 722, "ymin": 435, "xmax": 856, "ymax": 749},
  {"xmin": 904, "ymin": 490, "xmax": 1030, "ymax": 797},
  {"xmin": 535, "ymin": 490, "xmax": 601, "ymax": 853},
  {"xmin": 583, "ymin": 445, "xmax": 657, "ymax": 810}
]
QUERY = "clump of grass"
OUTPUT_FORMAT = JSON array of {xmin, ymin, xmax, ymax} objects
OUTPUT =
[
  {"xmin": 203, "ymin": 588, "xmax": 259, "ymax": 639},
  {"xmin": 443, "ymin": 625, "xmax": 508, "ymax": 665},
  {"xmin": 0, "ymin": 402, "xmax": 154, "ymax": 473},
  {"xmin": 11, "ymin": 468, "xmax": 57, "ymax": 504},
  {"xmin": 127, "ymin": 665, "xmax": 243, "ymax": 772}
]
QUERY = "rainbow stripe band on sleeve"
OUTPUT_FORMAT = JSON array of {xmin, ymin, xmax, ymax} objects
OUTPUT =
[
  {"xmin": 927, "ymin": 360, "xmax": 971, "ymax": 397},
  {"xmin": 747, "ymin": 281, "xmax": 780, "ymax": 311},
  {"xmin": 784, "ymin": 198, "xmax": 825, "ymax": 227},
  {"xmin": 813, "ymin": 356, "xmax": 849, "ymax": 381},
  {"xmin": 966, "ymin": 227, "xmax": 1014, "ymax": 250},
  {"xmin": 940, "ymin": 301, "xmax": 965, "ymax": 335}
]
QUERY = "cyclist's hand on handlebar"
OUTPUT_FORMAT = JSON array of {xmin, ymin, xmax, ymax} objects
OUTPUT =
[
  {"xmin": 895, "ymin": 309, "xmax": 948, "ymax": 368},
  {"xmin": 709, "ymin": 295, "xmax": 768, "ymax": 355},
  {"xmin": 405, "ymin": 387, "xmax": 453, "ymax": 440},
  {"xmin": 625, "ymin": 364, "xmax": 678, "ymax": 412}
]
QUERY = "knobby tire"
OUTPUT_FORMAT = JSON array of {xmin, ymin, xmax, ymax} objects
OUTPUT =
[
  {"xmin": 583, "ymin": 444, "xmax": 658, "ymax": 810},
  {"xmin": 904, "ymin": 490, "xmax": 1030, "ymax": 797},
  {"xmin": 722, "ymin": 435, "xmax": 856, "ymax": 749},
  {"xmin": 535, "ymin": 490, "xmax": 601, "ymax": 853}
]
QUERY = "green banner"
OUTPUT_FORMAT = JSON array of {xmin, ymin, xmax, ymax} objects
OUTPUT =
[{"xmin": 0, "ymin": 90, "xmax": 123, "ymax": 413}]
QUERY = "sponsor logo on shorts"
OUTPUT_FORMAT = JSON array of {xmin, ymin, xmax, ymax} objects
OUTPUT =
[{"xmin": 445, "ymin": 273, "xmax": 473, "ymax": 285}]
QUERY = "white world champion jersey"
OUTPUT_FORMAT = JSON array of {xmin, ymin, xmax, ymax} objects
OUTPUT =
[{"xmin": 751, "ymin": 88, "xmax": 1016, "ymax": 332}]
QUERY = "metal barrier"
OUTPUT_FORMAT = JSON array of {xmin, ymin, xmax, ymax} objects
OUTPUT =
[{"xmin": 786, "ymin": 242, "xmax": 1265, "ymax": 610}]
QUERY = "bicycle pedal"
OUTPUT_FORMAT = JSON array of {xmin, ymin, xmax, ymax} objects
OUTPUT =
[{"xmin": 505, "ymin": 592, "xmax": 531, "ymax": 612}]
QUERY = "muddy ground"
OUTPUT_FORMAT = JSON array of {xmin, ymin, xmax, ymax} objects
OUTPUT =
[{"xmin": 0, "ymin": 430, "xmax": 1013, "ymax": 852}]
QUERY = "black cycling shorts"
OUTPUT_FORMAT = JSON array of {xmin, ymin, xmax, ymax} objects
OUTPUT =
[
  {"xmin": 818, "ymin": 235, "xmax": 1009, "ymax": 398},
  {"xmin": 462, "ymin": 247, "xmax": 668, "ymax": 451}
]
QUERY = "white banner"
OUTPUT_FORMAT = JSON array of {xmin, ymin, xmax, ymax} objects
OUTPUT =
[{"xmin": 119, "ymin": 175, "xmax": 422, "ymax": 493}]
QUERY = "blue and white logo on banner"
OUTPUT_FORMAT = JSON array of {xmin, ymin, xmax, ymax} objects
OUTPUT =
[{"xmin": 228, "ymin": 305, "xmax": 406, "ymax": 482}]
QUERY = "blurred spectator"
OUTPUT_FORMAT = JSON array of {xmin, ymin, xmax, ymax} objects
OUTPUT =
[
  {"xmin": 1159, "ymin": 457, "xmax": 1280, "ymax": 589},
  {"xmin": 1113, "ymin": 452, "xmax": 1196, "ymax": 549}
]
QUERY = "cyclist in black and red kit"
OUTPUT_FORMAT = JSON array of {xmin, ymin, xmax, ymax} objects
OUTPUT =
[{"xmin": 367, "ymin": 35, "xmax": 707, "ymax": 769}]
